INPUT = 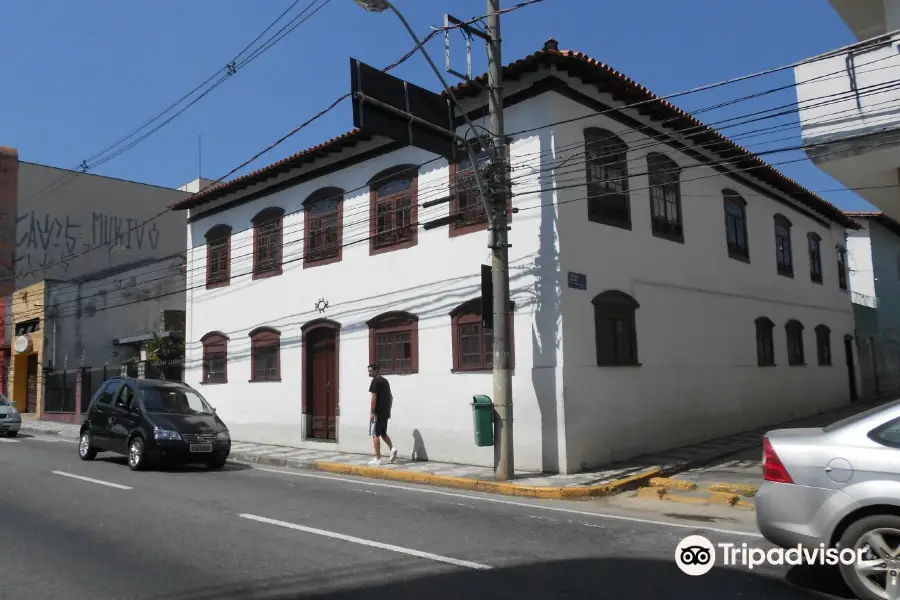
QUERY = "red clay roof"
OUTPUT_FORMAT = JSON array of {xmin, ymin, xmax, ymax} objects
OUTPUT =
[{"xmin": 170, "ymin": 39, "xmax": 859, "ymax": 229}]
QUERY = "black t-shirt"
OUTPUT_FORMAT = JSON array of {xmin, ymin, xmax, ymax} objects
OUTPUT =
[{"xmin": 369, "ymin": 375, "xmax": 392, "ymax": 419}]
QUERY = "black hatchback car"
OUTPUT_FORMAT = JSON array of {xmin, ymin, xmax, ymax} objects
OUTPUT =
[{"xmin": 79, "ymin": 377, "xmax": 231, "ymax": 471}]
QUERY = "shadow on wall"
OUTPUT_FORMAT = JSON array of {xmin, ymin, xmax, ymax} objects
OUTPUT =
[
  {"xmin": 522, "ymin": 129, "xmax": 562, "ymax": 474},
  {"xmin": 411, "ymin": 428, "xmax": 428, "ymax": 462},
  {"xmin": 155, "ymin": 557, "xmax": 848, "ymax": 600}
]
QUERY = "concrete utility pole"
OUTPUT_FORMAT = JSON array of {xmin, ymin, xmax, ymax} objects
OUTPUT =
[{"xmin": 486, "ymin": 0, "xmax": 514, "ymax": 481}]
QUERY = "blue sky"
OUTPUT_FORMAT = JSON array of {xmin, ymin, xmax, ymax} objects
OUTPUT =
[{"xmin": 0, "ymin": 0, "xmax": 875, "ymax": 211}]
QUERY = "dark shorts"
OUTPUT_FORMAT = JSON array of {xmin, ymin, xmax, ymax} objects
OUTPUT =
[{"xmin": 372, "ymin": 416, "xmax": 389, "ymax": 437}]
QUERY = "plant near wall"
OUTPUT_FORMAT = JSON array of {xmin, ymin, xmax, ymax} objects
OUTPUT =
[{"xmin": 145, "ymin": 333, "xmax": 184, "ymax": 361}]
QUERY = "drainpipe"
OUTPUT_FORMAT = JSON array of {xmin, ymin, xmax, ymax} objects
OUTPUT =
[{"xmin": 51, "ymin": 315, "xmax": 58, "ymax": 372}]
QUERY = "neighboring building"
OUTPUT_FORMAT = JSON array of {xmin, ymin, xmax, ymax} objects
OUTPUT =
[
  {"xmin": 174, "ymin": 40, "xmax": 860, "ymax": 474},
  {"xmin": 794, "ymin": 0, "xmax": 900, "ymax": 220},
  {"xmin": 0, "ymin": 150, "xmax": 197, "ymax": 414},
  {"xmin": 845, "ymin": 211, "xmax": 900, "ymax": 399}
]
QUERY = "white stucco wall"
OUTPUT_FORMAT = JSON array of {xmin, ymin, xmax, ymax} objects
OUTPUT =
[
  {"xmin": 181, "ymin": 67, "xmax": 857, "ymax": 474},
  {"xmin": 848, "ymin": 225, "xmax": 876, "ymax": 299},
  {"xmin": 184, "ymin": 95, "xmax": 560, "ymax": 472},
  {"xmin": 551, "ymin": 87, "xmax": 857, "ymax": 471}
]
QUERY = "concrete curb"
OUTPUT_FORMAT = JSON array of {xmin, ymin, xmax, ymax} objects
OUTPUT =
[{"xmin": 229, "ymin": 450, "xmax": 663, "ymax": 500}]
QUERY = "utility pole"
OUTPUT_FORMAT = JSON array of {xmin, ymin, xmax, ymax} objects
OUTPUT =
[{"xmin": 486, "ymin": 0, "xmax": 514, "ymax": 481}]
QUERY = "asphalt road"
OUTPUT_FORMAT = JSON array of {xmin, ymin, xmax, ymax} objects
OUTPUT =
[{"xmin": 0, "ymin": 433, "xmax": 856, "ymax": 600}]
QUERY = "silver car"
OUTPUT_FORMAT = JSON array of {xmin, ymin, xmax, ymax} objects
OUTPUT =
[
  {"xmin": 756, "ymin": 399, "xmax": 900, "ymax": 600},
  {"xmin": 0, "ymin": 394, "xmax": 21, "ymax": 437}
]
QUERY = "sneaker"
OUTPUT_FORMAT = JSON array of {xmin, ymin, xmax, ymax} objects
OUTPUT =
[
  {"xmin": 369, "ymin": 458, "xmax": 382, "ymax": 466},
  {"xmin": 389, "ymin": 447, "xmax": 398, "ymax": 463}
]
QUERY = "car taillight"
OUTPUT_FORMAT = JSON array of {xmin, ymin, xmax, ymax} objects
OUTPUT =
[{"xmin": 763, "ymin": 437, "xmax": 793, "ymax": 484}]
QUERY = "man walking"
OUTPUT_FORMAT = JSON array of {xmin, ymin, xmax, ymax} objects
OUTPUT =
[{"xmin": 368, "ymin": 363, "xmax": 397, "ymax": 465}]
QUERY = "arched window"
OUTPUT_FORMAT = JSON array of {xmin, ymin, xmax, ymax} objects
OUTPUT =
[
  {"xmin": 755, "ymin": 317, "xmax": 775, "ymax": 366},
  {"xmin": 584, "ymin": 127, "xmax": 631, "ymax": 229},
  {"xmin": 647, "ymin": 153, "xmax": 683, "ymax": 241},
  {"xmin": 837, "ymin": 245, "xmax": 848, "ymax": 290},
  {"xmin": 205, "ymin": 225, "xmax": 232, "ymax": 288},
  {"xmin": 786, "ymin": 319, "xmax": 805, "ymax": 366},
  {"xmin": 815, "ymin": 324, "xmax": 832, "ymax": 366},
  {"xmin": 369, "ymin": 165, "xmax": 418, "ymax": 254},
  {"xmin": 200, "ymin": 332, "xmax": 229, "ymax": 383},
  {"xmin": 450, "ymin": 298, "xmax": 515, "ymax": 372},
  {"xmin": 450, "ymin": 143, "xmax": 491, "ymax": 235},
  {"xmin": 252, "ymin": 207, "xmax": 285, "ymax": 279},
  {"xmin": 249, "ymin": 327, "xmax": 281, "ymax": 382},
  {"xmin": 304, "ymin": 187, "xmax": 343, "ymax": 267},
  {"xmin": 592, "ymin": 290, "xmax": 639, "ymax": 366},
  {"xmin": 722, "ymin": 190, "xmax": 749, "ymax": 260},
  {"xmin": 808, "ymin": 233, "xmax": 823, "ymax": 284},
  {"xmin": 367, "ymin": 312, "xmax": 419, "ymax": 374},
  {"xmin": 774, "ymin": 214, "xmax": 793, "ymax": 277}
]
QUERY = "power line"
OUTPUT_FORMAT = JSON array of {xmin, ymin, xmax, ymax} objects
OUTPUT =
[
  {"xmin": 15, "ymin": 0, "xmax": 333, "ymax": 212},
  {"xmin": 16, "ymin": 78, "xmax": 897, "ymax": 312}
]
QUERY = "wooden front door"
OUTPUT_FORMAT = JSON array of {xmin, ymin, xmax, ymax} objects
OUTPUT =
[{"xmin": 307, "ymin": 327, "xmax": 337, "ymax": 440}]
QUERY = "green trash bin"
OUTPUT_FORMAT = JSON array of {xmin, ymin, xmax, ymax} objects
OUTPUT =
[{"xmin": 472, "ymin": 395, "xmax": 495, "ymax": 447}]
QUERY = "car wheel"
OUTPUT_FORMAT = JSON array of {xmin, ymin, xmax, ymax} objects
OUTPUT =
[
  {"xmin": 78, "ymin": 431, "xmax": 98, "ymax": 461},
  {"xmin": 838, "ymin": 514, "xmax": 900, "ymax": 600},
  {"xmin": 7, "ymin": 430, "xmax": 17, "ymax": 438},
  {"xmin": 207, "ymin": 454, "xmax": 228, "ymax": 470},
  {"xmin": 127, "ymin": 436, "xmax": 146, "ymax": 471}
]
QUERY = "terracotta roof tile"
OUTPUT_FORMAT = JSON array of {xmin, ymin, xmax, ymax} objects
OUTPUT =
[{"xmin": 171, "ymin": 40, "xmax": 859, "ymax": 228}]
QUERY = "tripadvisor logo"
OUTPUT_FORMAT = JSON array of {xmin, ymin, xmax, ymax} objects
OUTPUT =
[{"xmin": 674, "ymin": 535, "xmax": 867, "ymax": 576}]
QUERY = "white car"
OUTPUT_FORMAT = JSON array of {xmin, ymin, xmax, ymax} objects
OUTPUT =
[{"xmin": 0, "ymin": 394, "xmax": 21, "ymax": 437}]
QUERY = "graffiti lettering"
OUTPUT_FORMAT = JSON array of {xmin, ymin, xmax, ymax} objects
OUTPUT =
[
  {"xmin": 16, "ymin": 212, "xmax": 81, "ymax": 253},
  {"xmin": 91, "ymin": 213, "xmax": 159, "ymax": 250}
]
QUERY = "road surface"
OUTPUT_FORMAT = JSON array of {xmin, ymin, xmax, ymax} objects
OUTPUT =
[{"xmin": 0, "ymin": 433, "xmax": 854, "ymax": 599}]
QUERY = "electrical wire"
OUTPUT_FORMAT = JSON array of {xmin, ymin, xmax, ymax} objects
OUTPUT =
[{"xmin": 15, "ymin": 0, "xmax": 334, "ymax": 212}]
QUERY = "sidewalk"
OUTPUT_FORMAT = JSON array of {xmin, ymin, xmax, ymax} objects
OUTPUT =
[{"xmin": 17, "ymin": 398, "xmax": 892, "ymax": 501}]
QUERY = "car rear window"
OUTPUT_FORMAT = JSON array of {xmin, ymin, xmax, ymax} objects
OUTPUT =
[
  {"xmin": 823, "ymin": 400, "xmax": 900, "ymax": 432},
  {"xmin": 0, "ymin": 395, "xmax": 9, "ymax": 406}
]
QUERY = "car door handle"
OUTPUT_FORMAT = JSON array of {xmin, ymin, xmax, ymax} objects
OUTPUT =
[{"xmin": 825, "ymin": 467, "xmax": 833, "ymax": 472}]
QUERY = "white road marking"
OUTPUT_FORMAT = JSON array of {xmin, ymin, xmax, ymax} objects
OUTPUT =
[
  {"xmin": 52, "ymin": 471, "xmax": 132, "ymax": 490},
  {"xmin": 254, "ymin": 467, "xmax": 763, "ymax": 538},
  {"xmin": 0, "ymin": 438, "xmax": 21, "ymax": 443},
  {"xmin": 29, "ymin": 436, "xmax": 77, "ymax": 443},
  {"xmin": 239, "ymin": 513, "xmax": 492, "ymax": 570}
]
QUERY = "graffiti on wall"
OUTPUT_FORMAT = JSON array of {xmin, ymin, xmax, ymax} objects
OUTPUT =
[{"xmin": 14, "ymin": 210, "xmax": 161, "ymax": 279}]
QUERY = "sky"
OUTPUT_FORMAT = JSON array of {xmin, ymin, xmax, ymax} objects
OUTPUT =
[{"xmin": 0, "ymin": 0, "xmax": 877, "ymax": 212}]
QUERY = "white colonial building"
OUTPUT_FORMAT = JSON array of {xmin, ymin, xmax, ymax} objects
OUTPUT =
[{"xmin": 174, "ymin": 39, "xmax": 860, "ymax": 474}]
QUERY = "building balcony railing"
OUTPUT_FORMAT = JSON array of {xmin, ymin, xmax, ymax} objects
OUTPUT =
[
  {"xmin": 852, "ymin": 291, "xmax": 879, "ymax": 309},
  {"xmin": 794, "ymin": 35, "xmax": 900, "ymax": 146}
]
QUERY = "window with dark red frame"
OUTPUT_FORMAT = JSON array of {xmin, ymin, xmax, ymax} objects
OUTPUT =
[
  {"xmin": 807, "ymin": 233, "xmax": 823, "ymax": 284},
  {"xmin": 450, "ymin": 145, "xmax": 490, "ymax": 233},
  {"xmin": 304, "ymin": 187, "xmax": 343, "ymax": 267},
  {"xmin": 723, "ymin": 190, "xmax": 749, "ymax": 260},
  {"xmin": 201, "ymin": 332, "xmax": 228, "ymax": 384},
  {"xmin": 774, "ymin": 214, "xmax": 793, "ymax": 277},
  {"xmin": 584, "ymin": 127, "xmax": 631, "ymax": 229},
  {"xmin": 450, "ymin": 298, "xmax": 515, "ymax": 372},
  {"xmin": 592, "ymin": 290, "xmax": 639, "ymax": 366},
  {"xmin": 367, "ymin": 312, "xmax": 418, "ymax": 374},
  {"xmin": 755, "ymin": 317, "xmax": 775, "ymax": 366},
  {"xmin": 252, "ymin": 207, "xmax": 285, "ymax": 278},
  {"xmin": 815, "ymin": 324, "xmax": 832, "ymax": 366},
  {"xmin": 370, "ymin": 166, "xmax": 418, "ymax": 253},
  {"xmin": 205, "ymin": 224, "xmax": 232, "ymax": 288},
  {"xmin": 837, "ymin": 245, "xmax": 848, "ymax": 290},
  {"xmin": 249, "ymin": 327, "xmax": 281, "ymax": 382},
  {"xmin": 646, "ymin": 153, "xmax": 683, "ymax": 241},
  {"xmin": 786, "ymin": 319, "xmax": 805, "ymax": 366}
]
